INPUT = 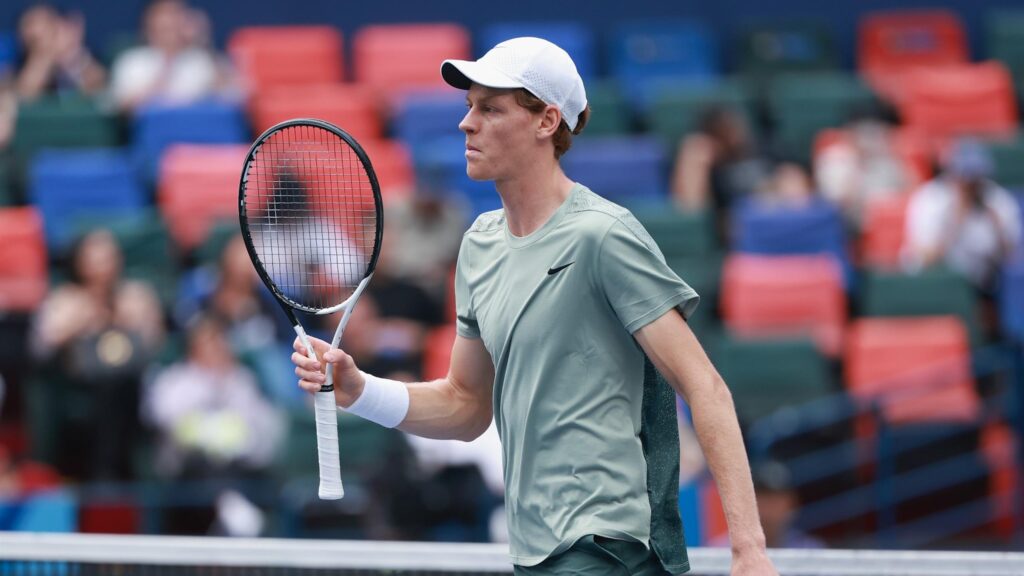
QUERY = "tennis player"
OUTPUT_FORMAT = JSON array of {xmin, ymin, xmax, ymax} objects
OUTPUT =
[{"xmin": 293, "ymin": 37, "xmax": 778, "ymax": 576}]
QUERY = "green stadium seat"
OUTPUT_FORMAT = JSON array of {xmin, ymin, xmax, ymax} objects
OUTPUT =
[
  {"xmin": 736, "ymin": 20, "xmax": 839, "ymax": 78},
  {"xmin": 634, "ymin": 207, "xmax": 718, "ymax": 258},
  {"xmin": 986, "ymin": 10, "xmax": 1024, "ymax": 106},
  {"xmin": 582, "ymin": 80, "xmax": 632, "ymax": 136},
  {"xmin": 644, "ymin": 78, "xmax": 756, "ymax": 152},
  {"xmin": 0, "ymin": 156, "xmax": 13, "ymax": 206},
  {"xmin": 714, "ymin": 335, "xmax": 836, "ymax": 424},
  {"xmin": 767, "ymin": 72, "xmax": 876, "ymax": 163},
  {"xmin": 11, "ymin": 95, "xmax": 120, "ymax": 160},
  {"xmin": 858, "ymin": 267, "xmax": 982, "ymax": 346},
  {"xmin": 989, "ymin": 137, "xmax": 1024, "ymax": 189},
  {"xmin": 665, "ymin": 252, "xmax": 723, "ymax": 339}
]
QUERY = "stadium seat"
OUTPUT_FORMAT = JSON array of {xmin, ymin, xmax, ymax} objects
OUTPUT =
[
  {"xmin": 358, "ymin": 139, "xmax": 415, "ymax": 202},
  {"xmin": 898, "ymin": 62, "xmax": 1018, "ymax": 144},
  {"xmin": 634, "ymin": 207, "xmax": 717, "ymax": 258},
  {"xmin": 158, "ymin": 144, "xmax": 250, "ymax": 252},
  {"xmin": 1001, "ymin": 258, "xmax": 1024, "ymax": 341},
  {"xmin": 858, "ymin": 194, "xmax": 910, "ymax": 269},
  {"xmin": 353, "ymin": 23, "xmax": 471, "ymax": 101},
  {"xmin": 736, "ymin": 20, "xmax": 839, "ymax": 77},
  {"xmin": 714, "ymin": 335, "xmax": 836, "ymax": 423},
  {"xmin": 580, "ymin": 81, "xmax": 632, "ymax": 136},
  {"xmin": 721, "ymin": 254, "xmax": 846, "ymax": 357},
  {"xmin": 990, "ymin": 137, "xmax": 1024, "ymax": 189},
  {"xmin": 417, "ymin": 136, "xmax": 500, "ymax": 217},
  {"xmin": 844, "ymin": 316, "xmax": 979, "ymax": 423},
  {"xmin": 645, "ymin": 79, "xmax": 755, "ymax": 152},
  {"xmin": 664, "ymin": 252, "xmax": 722, "ymax": 339},
  {"xmin": 479, "ymin": 22, "xmax": 596, "ymax": 80},
  {"xmin": 423, "ymin": 323, "xmax": 456, "ymax": 381},
  {"xmin": 29, "ymin": 149, "xmax": 146, "ymax": 251},
  {"xmin": 392, "ymin": 90, "xmax": 467, "ymax": 157},
  {"xmin": 767, "ymin": 72, "xmax": 877, "ymax": 163},
  {"xmin": 813, "ymin": 127, "xmax": 931, "ymax": 190},
  {"xmin": 133, "ymin": 100, "xmax": 249, "ymax": 181},
  {"xmin": 0, "ymin": 32, "xmax": 14, "ymax": 74},
  {"xmin": 0, "ymin": 160, "xmax": 12, "ymax": 206},
  {"xmin": 610, "ymin": 20, "xmax": 720, "ymax": 109},
  {"xmin": 986, "ymin": 10, "xmax": 1024, "ymax": 107},
  {"xmin": 0, "ymin": 207, "xmax": 47, "ymax": 312},
  {"xmin": 227, "ymin": 26, "xmax": 344, "ymax": 90},
  {"xmin": 858, "ymin": 9, "xmax": 969, "ymax": 103},
  {"xmin": 730, "ymin": 197, "xmax": 851, "ymax": 286},
  {"xmin": 859, "ymin": 267, "xmax": 982, "ymax": 346},
  {"xmin": 561, "ymin": 136, "xmax": 668, "ymax": 207},
  {"xmin": 249, "ymin": 83, "xmax": 382, "ymax": 141}
]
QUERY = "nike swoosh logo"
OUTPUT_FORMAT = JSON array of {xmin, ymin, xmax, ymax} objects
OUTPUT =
[{"xmin": 548, "ymin": 262, "xmax": 574, "ymax": 275}]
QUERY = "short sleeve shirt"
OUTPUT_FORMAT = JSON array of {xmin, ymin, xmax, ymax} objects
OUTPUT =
[{"xmin": 455, "ymin": 184, "xmax": 698, "ymax": 568}]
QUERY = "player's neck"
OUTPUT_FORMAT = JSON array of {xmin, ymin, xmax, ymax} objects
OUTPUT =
[{"xmin": 498, "ymin": 164, "xmax": 574, "ymax": 238}]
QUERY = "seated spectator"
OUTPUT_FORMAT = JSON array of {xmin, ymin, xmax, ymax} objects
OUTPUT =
[
  {"xmin": 902, "ymin": 139, "xmax": 1022, "ymax": 294},
  {"xmin": 30, "ymin": 228, "xmax": 165, "ymax": 481},
  {"xmin": 14, "ymin": 4, "xmax": 106, "ymax": 101},
  {"xmin": 815, "ymin": 107, "xmax": 908, "ymax": 229},
  {"xmin": 109, "ymin": 0, "xmax": 228, "ymax": 112}
]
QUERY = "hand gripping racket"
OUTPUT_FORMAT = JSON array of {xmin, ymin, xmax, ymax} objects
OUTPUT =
[{"xmin": 238, "ymin": 118, "xmax": 382, "ymax": 499}]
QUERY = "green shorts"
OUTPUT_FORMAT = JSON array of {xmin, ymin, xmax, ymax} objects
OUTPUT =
[{"xmin": 513, "ymin": 535, "xmax": 675, "ymax": 576}]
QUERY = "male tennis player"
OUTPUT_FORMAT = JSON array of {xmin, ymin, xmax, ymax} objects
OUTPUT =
[{"xmin": 293, "ymin": 37, "xmax": 778, "ymax": 575}]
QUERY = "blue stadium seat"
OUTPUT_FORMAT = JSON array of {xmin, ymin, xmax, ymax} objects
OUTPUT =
[
  {"xmin": 0, "ymin": 32, "xmax": 16, "ymax": 77},
  {"xmin": 562, "ymin": 136, "xmax": 668, "ymax": 207},
  {"xmin": 416, "ymin": 135, "xmax": 500, "ymax": 219},
  {"xmin": 731, "ymin": 197, "xmax": 851, "ymax": 286},
  {"xmin": 479, "ymin": 22, "xmax": 597, "ymax": 80},
  {"xmin": 29, "ymin": 149, "xmax": 146, "ymax": 251},
  {"xmin": 610, "ymin": 20, "xmax": 720, "ymax": 109},
  {"xmin": 1001, "ymin": 258, "xmax": 1024, "ymax": 341},
  {"xmin": 132, "ymin": 100, "xmax": 249, "ymax": 181},
  {"xmin": 393, "ymin": 90, "xmax": 467, "ymax": 159}
]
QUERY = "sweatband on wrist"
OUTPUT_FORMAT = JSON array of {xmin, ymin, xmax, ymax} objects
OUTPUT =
[{"xmin": 342, "ymin": 372, "xmax": 410, "ymax": 428}]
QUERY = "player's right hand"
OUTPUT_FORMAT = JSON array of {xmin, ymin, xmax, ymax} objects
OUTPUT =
[{"xmin": 292, "ymin": 336, "xmax": 366, "ymax": 408}]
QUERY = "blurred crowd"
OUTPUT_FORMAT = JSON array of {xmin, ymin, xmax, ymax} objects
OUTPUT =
[{"xmin": 0, "ymin": 0, "xmax": 1022, "ymax": 550}]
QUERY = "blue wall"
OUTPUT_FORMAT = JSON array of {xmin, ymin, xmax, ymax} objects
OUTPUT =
[{"xmin": 2, "ymin": 0, "xmax": 1021, "ymax": 74}]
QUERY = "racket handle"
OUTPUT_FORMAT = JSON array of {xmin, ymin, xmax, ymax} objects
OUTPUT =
[{"xmin": 314, "ymin": 389, "xmax": 344, "ymax": 500}]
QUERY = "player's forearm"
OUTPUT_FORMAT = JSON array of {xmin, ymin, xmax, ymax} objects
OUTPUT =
[
  {"xmin": 688, "ymin": 376, "xmax": 766, "ymax": 553},
  {"xmin": 399, "ymin": 377, "xmax": 492, "ymax": 442}
]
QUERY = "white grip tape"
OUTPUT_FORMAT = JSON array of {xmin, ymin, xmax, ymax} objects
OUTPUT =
[
  {"xmin": 314, "ymin": 389, "xmax": 344, "ymax": 500},
  {"xmin": 343, "ymin": 372, "xmax": 410, "ymax": 428}
]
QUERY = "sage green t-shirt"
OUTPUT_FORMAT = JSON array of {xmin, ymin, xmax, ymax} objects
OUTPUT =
[{"xmin": 455, "ymin": 184, "xmax": 699, "ymax": 569}]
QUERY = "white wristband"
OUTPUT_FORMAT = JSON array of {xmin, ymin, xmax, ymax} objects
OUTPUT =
[{"xmin": 342, "ymin": 372, "xmax": 410, "ymax": 428}]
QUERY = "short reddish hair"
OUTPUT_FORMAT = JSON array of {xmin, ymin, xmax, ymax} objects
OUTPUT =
[{"xmin": 513, "ymin": 89, "xmax": 590, "ymax": 159}]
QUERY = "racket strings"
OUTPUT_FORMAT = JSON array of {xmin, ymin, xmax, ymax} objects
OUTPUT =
[{"xmin": 243, "ymin": 124, "xmax": 379, "ymax": 311}]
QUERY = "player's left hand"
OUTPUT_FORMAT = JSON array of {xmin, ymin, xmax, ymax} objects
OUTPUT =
[{"xmin": 731, "ymin": 547, "xmax": 778, "ymax": 576}]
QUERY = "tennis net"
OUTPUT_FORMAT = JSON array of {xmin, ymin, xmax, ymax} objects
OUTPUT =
[{"xmin": 2, "ymin": 532, "xmax": 1024, "ymax": 575}]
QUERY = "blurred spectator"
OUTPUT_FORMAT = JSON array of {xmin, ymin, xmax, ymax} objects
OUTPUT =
[
  {"xmin": 903, "ymin": 139, "xmax": 1021, "ymax": 294},
  {"xmin": 30, "ymin": 228, "xmax": 165, "ymax": 480},
  {"xmin": 383, "ymin": 191, "xmax": 467, "ymax": 299},
  {"xmin": 14, "ymin": 4, "xmax": 106, "ymax": 101},
  {"xmin": 671, "ymin": 105, "xmax": 772, "ymax": 215},
  {"xmin": 143, "ymin": 314, "xmax": 282, "ymax": 535},
  {"xmin": 109, "ymin": 0, "xmax": 228, "ymax": 112},
  {"xmin": 0, "ymin": 85, "xmax": 13, "ymax": 149},
  {"xmin": 815, "ymin": 108, "xmax": 907, "ymax": 229},
  {"xmin": 756, "ymin": 160, "xmax": 816, "ymax": 208}
]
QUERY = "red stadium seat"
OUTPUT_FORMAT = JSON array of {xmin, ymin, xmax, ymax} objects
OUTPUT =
[
  {"xmin": 898, "ymin": 62, "xmax": 1018, "ymax": 144},
  {"xmin": 858, "ymin": 9, "xmax": 968, "ymax": 103},
  {"xmin": 858, "ymin": 194, "xmax": 909, "ymax": 269},
  {"xmin": 249, "ymin": 83, "xmax": 383, "ymax": 141},
  {"xmin": 353, "ymin": 23, "xmax": 470, "ymax": 101},
  {"xmin": 720, "ymin": 254, "xmax": 846, "ymax": 357},
  {"xmin": 158, "ymin": 144, "xmax": 250, "ymax": 252},
  {"xmin": 844, "ymin": 316, "xmax": 979, "ymax": 423},
  {"xmin": 358, "ymin": 139, "xmax": 415, "ymax": 202},
  {"xmin": 0, "ymin": 207, "xmax": 47, "ymax": 312},
  {"xmin": 228, "ymin": 26, "xmax": 344, "ymax": 91},
  {"xmin": 423, "ymin": 323, "xmax": 456, "ymax": 381}
]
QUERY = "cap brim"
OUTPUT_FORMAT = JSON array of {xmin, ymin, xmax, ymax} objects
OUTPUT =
[{"xmin": 441, "ymin": 59, "xmax": 523, "ymax": 90}]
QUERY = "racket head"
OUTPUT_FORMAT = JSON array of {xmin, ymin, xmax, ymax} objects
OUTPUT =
[{"xmin": 238, "ymin": 118, "xmax": 383, "ymax": 315}]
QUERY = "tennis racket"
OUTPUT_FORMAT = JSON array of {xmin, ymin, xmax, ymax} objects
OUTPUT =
[{"xmin": 238, "ymin": 118, "xmax": 383, "ymax": 500}]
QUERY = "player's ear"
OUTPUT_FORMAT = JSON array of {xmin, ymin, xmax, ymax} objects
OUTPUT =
[{"xmin": 537, "ymin": 104, "xmax": 561, "ymax": 139}]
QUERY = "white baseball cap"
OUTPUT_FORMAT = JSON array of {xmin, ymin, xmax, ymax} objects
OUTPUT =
[{"xmin": 440, "ymin": 37, "xmax": 588, "ymax": 131}]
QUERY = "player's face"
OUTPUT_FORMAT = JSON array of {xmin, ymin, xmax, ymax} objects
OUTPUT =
[{"xmin": 459, "ymin": 85, "xmax": 541, "ymax": 182}]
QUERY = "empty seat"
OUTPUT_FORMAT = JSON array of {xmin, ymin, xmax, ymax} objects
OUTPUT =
[
  {"xmin": 736, "ymin": 20, "xmax": 839, "ymax": 77},
  {"xmin": 561, "ymin": 136, "xmax": 668, "ymax": 207},
  {"xmin": 423, "ymin": 323, "xmax": 456, "ymax": 381},
  {"xmin": 986, "ymin": 9, "xmax": 1024, "ymax": 103},
  {"xmin": 1001, "ymin": 258, "xmax": 1024, "ymax": 341},
  {"xmin": 721, "ymin": 254, "xmax": 846, "ymax": 356},
  {"xmin": 645, "ymin": 79, "xmax": 755, "ymax": 151},
  {"xmin": 859, "ymin": 267, "xmax": 982, "ymax": 346},
  {"xmin": 898, "ymin": 62, "xmax": 1018, "ymax": 144},
  {"xmin": 393, "ymin": 91, "xmax": 467, "ymax": 156},
  {"xmin": 634, "ymin": 207, "xmax": 718, "ymax": 258},
  {"xmin": 715, "ymin": 335, "xmax": 836, "ymax": 423},
  {"xmin": 418, "ymin": 136, "xmax": 500, "ymax": 218},
  {"xmin": 479, "ymin": 22, "xmax": 596, "ymax": 80},
  {"xmin": 358, "ymin": 139, "xmax": 415, "ymax": 202},
  {"xmin": 158, "ymin": 144, "xmax": 250, "ymax": 252},
  {"xmin": 990, "ymin": 137, "xmax": 1024, "ymax": 189},
  {"xmin": 29, "ymin": 149, "xmax": 146, "ymax": 251},
  {"xmin": 249, "ymin": 83, "xmax": 382, "ymax": 141},
  {"xmin": 858, "ymin": 195, "xmax": 910, "ymax": 269},
  {"xmin": 858, "ymin": 10, "xmax": 969, "ymax": 102},
  {"xmin": 353, "ymin": 23, "xmax": 471, "ymax": 100},
  {"xmin": 610, "ymin": 20, "xmax": 720, "ymax": 109},
  {"xmin": 844, "ymin": 317, "xmax": 979, "ymax": 423},
  {"xmin": 580, "ymin": 81, "xmax": 632, "ymax": 136},
  {"xmin": 0, "ymin": 207, "xmax": 47, "ymax": 312},
  {"xmin": 228, "ymin": 26, "xmax": 343, "ymax": 90},
  {"xmin": 133, "ymin": 100, "xmax": 249, "ymax": 180}
]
